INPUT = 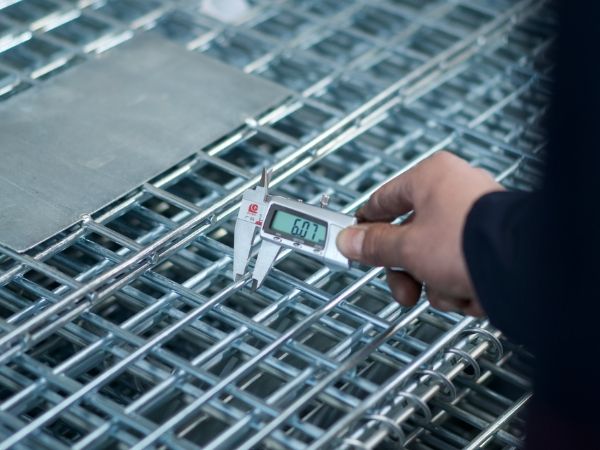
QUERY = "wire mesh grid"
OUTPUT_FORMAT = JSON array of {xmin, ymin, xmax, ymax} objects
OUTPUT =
[{"xmin": 0, "ymin": 0, "xmax": 555, "ymax": 448}]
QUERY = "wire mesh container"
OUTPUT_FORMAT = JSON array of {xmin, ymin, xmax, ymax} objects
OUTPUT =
[{"xmin": 0, "ymin": 0, "xmax": 555, "ymax": 448}]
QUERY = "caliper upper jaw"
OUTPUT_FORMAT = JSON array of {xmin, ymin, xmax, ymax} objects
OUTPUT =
[{"xmin": 233, "ymin": 219, "xmax": 257, "ymax": 282}]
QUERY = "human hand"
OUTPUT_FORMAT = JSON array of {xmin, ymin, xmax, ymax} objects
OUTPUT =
[{"xmin": 336, "ymin": 151, "xmax": 503, "ymax": 316}]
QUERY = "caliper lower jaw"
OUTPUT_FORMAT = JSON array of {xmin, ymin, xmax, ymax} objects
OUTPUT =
[{"xmin": 251, "ymin": 240, "xmax": 281, "ymax": 290}]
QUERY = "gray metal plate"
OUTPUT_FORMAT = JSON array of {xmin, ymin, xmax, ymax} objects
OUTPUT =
[{"xmin": 0, "ymin": 33, "xmax": 290, "ymax": 253}]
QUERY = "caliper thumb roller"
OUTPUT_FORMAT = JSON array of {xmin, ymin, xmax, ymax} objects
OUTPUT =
[{"xmin": 233, "ymin": 168, "xmax": 357, "ymax": 289}]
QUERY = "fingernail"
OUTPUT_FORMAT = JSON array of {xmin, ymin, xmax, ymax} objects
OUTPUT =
[{"xmin": 336, "ymin": 226, "xmax": 366, "ymax": 259}]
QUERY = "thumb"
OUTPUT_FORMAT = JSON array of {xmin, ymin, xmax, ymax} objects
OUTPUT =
[{"xmin": 336, "ymin": 222, "xmax": 414, "ymax": 267}]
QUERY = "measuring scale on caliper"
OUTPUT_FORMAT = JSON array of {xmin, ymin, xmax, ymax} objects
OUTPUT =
[{"xmin": 233, "ymin": 169, "xmax": 357, "ymax": 289}]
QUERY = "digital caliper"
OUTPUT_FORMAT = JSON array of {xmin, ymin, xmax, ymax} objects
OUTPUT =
[{"xmin": 233, "ymin": 169, "xmax": 357, "ymax": 289}]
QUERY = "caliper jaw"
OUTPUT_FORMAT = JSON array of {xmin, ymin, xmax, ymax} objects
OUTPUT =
[
  {"xmin": 233, "ymin": 219, "xmax": 257, "ymax": 281},
  {"xmin": 232, "ymin": 168, "xmax": 274, "ymax": 283},
  {"xmin": 251, "ymin": 239, "xmax": 281, "ymax": 290}
]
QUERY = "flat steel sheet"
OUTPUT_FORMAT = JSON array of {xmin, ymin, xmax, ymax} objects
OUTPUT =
[{"xmin": 0, "ymin": 33, "xmax": 290, "ymax": 252}]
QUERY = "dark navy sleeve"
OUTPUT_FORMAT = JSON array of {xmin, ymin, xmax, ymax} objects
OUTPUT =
[
  {"xmin": 461, "ymin": 3, "xmax": 600, "ymax": 448},
  {"xmin": 462, "ymin": 190, "xmax": 544, "ymax": 351}
]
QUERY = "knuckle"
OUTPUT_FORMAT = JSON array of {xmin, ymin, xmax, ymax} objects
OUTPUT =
[
  {"xmin": 364, "ymin": 185, "xmax": 387, "ymax": 214},
  {"xmin": 473, "ymin": 167, "xmax": 490, "ymax": 177},
  {"xmin": 430, "ymin": 150, "xmax": 455, "ymax": 165},
  {"xmin": 476, "ymin": 167, "xmax": 497, "ymax": 183},
  {"xmin": 416, "ymin": 151, "xmax": 458, "ymax": 182},
  {"xmin": 370, "ymin": 190, "xmax": 384, "ymax": 212}
]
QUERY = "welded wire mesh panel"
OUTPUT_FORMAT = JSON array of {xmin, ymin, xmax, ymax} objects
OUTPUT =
[{"xmin": 0, "ymin": 0, "xmax": 555, "ymax": 448}]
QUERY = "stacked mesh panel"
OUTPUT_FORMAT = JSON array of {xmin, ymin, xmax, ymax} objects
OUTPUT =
[{"xmin": 0, "ymin": 0, "xmax": 555, "ymax": 448}]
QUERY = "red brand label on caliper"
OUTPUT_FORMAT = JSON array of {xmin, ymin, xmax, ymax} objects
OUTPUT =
[{"xmin": 248, "ymin": 203, "xmax": 259, "ymax": 214}]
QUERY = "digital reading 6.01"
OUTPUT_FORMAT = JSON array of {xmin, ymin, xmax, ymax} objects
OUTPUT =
[{"xmin": 269, "ymin": 209, "xmax": 327, "ymax": 246}]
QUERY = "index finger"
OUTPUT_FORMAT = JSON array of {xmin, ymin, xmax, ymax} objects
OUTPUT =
[{"xmin": 357, "ymin": 168, "xmax": 416, "ymax": 223}]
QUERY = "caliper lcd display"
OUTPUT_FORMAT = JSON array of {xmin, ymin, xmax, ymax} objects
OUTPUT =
[{"xmin": 267, "ymin": 206, "xmax": 327, "ymax": 246}]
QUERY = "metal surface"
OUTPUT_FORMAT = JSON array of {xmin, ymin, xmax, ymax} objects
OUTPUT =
[
  {"xmin": 0, "ymin": 33, "xmax": 290, "ymax": 252},
  {"xmin": 0, "ymin": 0, "xmax": 554, "ymax": 449}
]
